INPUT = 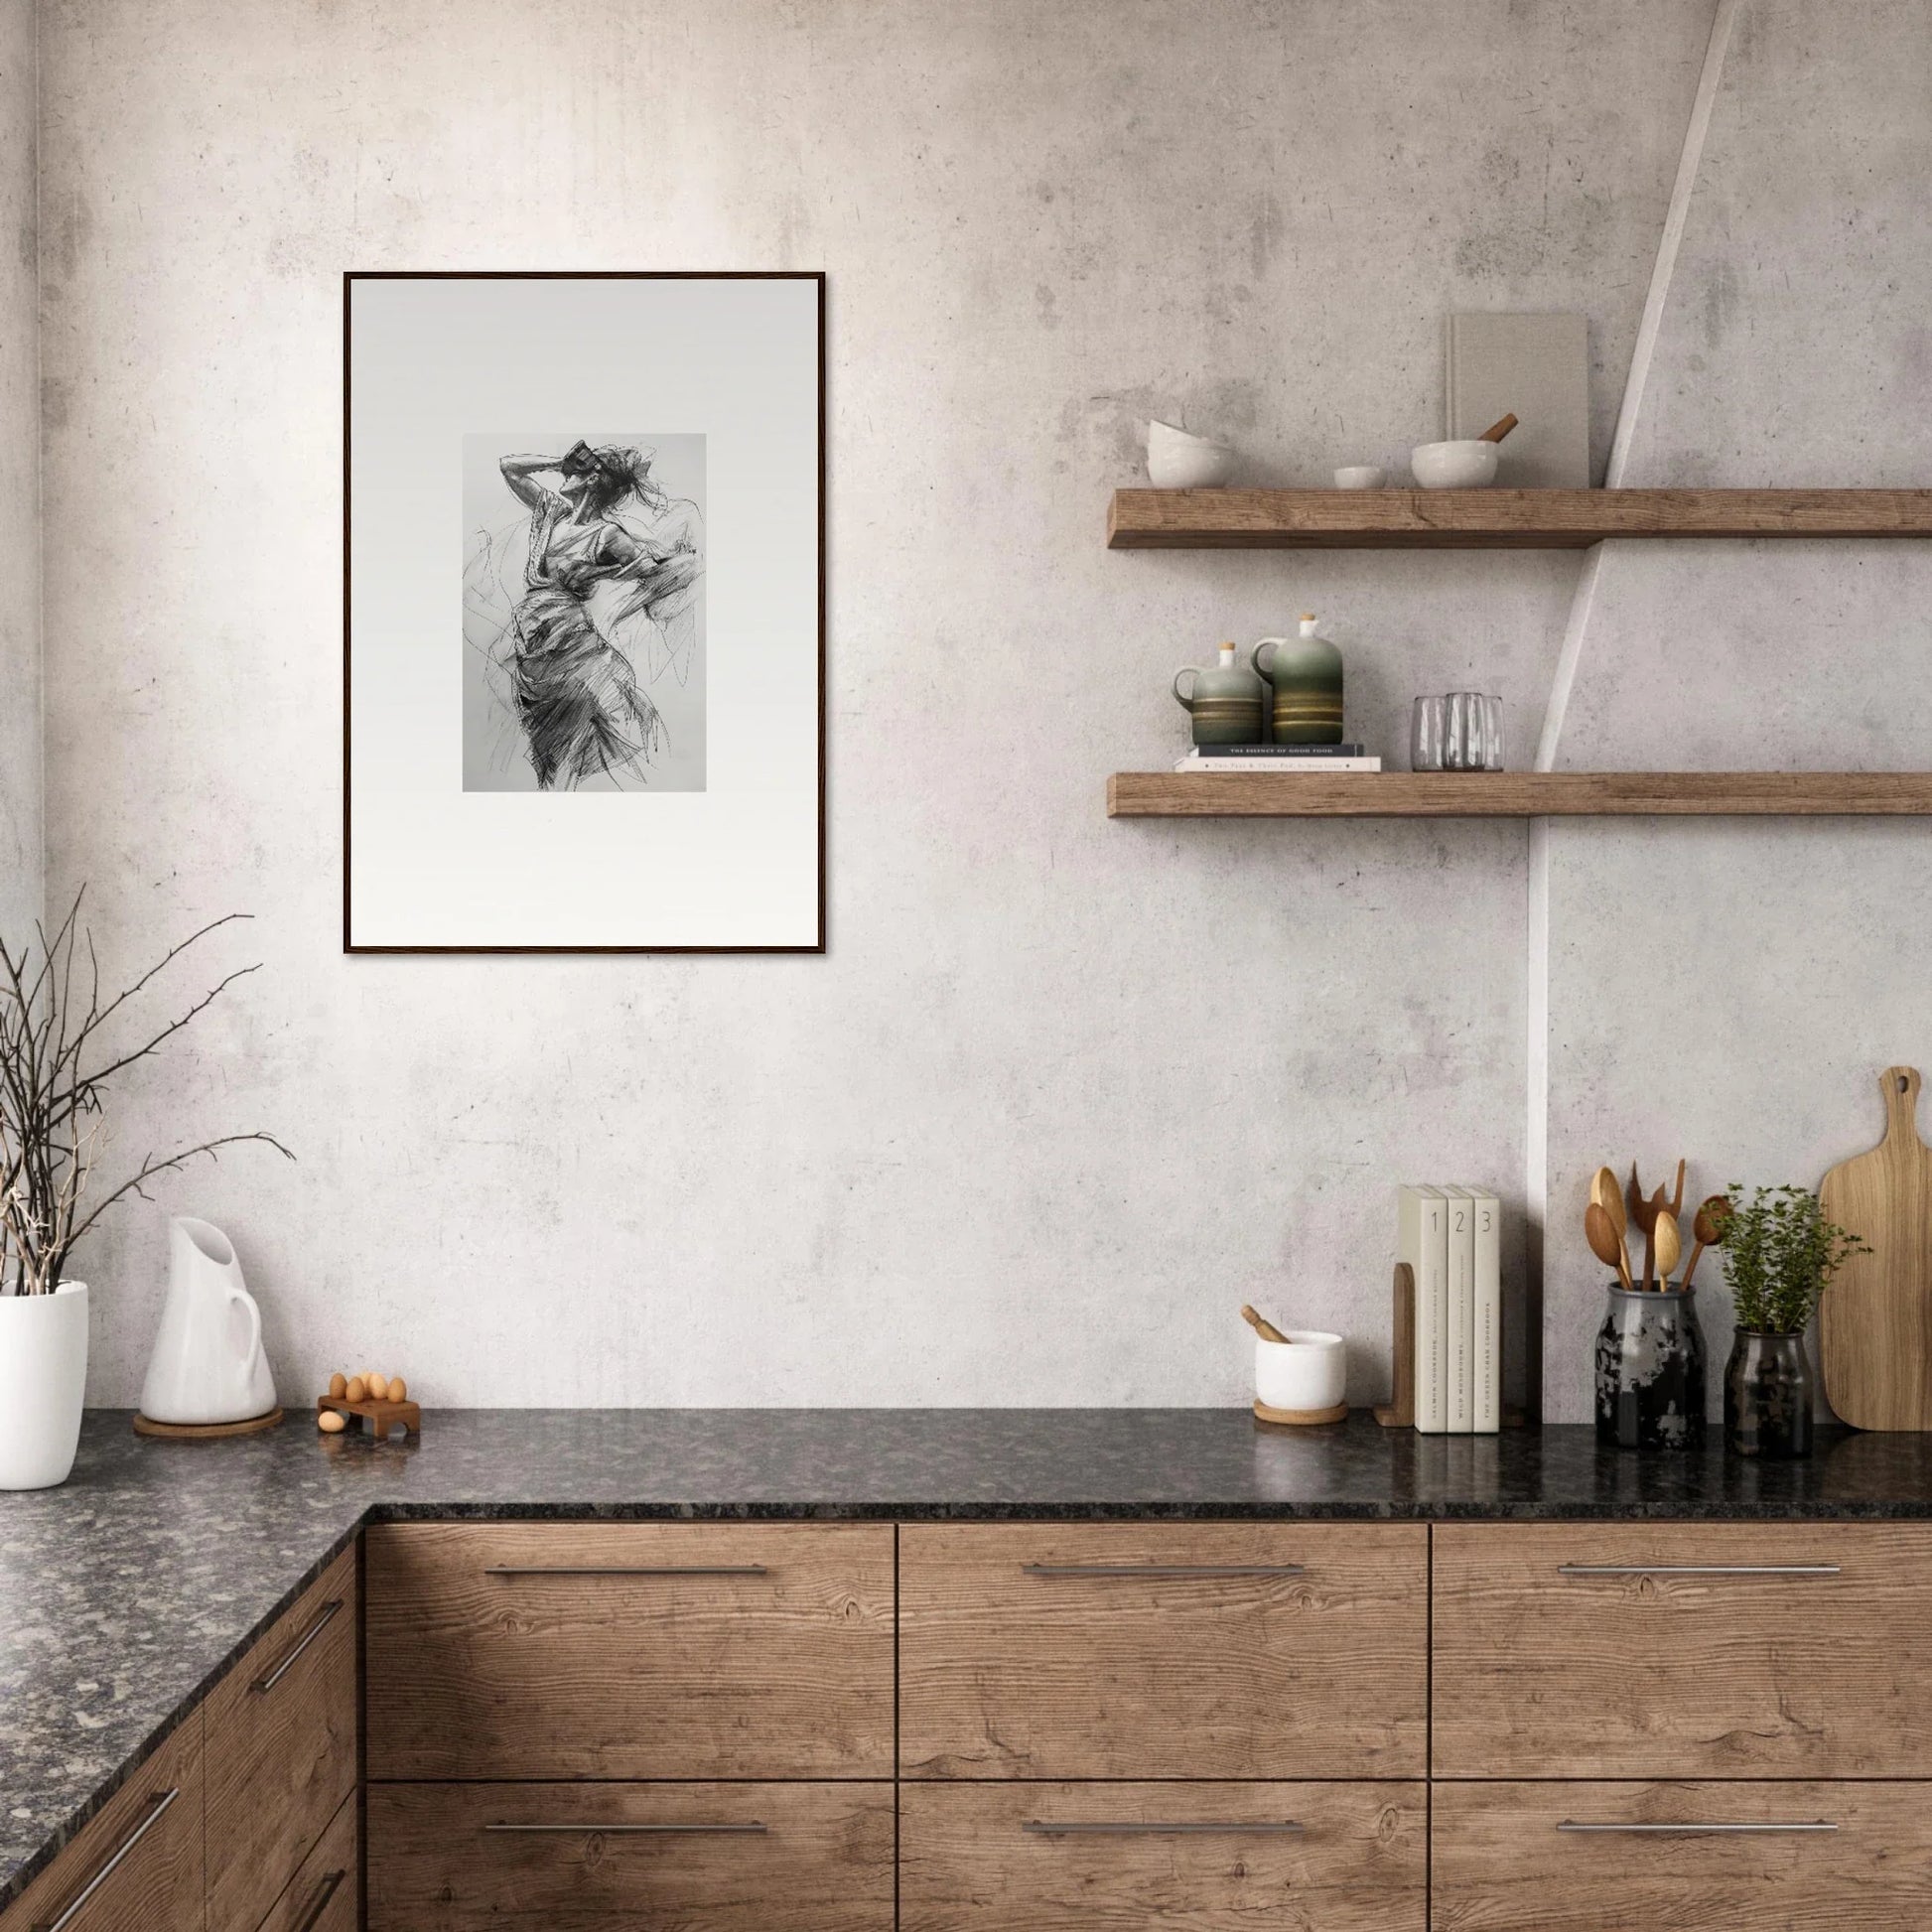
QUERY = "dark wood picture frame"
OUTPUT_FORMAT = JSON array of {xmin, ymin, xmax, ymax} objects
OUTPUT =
[{"xmin": 343, "ymin": 269, "xmax": 827, "ymax": 955}]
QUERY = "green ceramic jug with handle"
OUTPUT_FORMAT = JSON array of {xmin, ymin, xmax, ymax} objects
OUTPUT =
[
  {"xmin": 1173, "ymin": 642, "xmax": 1265, "ymax": 747},
  {"xmin": 1250, "ymin": 615, "xmax": 1344, "ymax": 744}
]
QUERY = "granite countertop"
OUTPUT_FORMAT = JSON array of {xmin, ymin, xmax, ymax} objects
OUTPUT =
[{"xmin": 7, "ymin": 1407, "xmax": 1932, "ymax": 1906}]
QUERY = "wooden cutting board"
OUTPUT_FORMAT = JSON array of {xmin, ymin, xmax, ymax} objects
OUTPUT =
[{"xmin": 1820, "ymin": 1065, "xmax": 1932, "ymax": 1430}]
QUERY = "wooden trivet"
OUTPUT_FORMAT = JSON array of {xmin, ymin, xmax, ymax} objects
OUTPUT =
[
  {"xmin": 134, "ymin": 1408, "xmax": 283, "ymax": 1440},
  {"xmin": 317, "ymin": 1395, "xmax": 421, "ymax": 1438},
  {"xmin": 1253, "ymin": 1398, "xmax": 1350, "ymax": 1428}
]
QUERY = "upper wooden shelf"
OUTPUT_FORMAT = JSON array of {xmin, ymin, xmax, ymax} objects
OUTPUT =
[
  {"xmin": 1107, "ymin": 771, "xmax": 1932, "ymax": 818},
  {"xmin": 1106, "ymin": 487, "xmax": 1932, "ymax": 549}
]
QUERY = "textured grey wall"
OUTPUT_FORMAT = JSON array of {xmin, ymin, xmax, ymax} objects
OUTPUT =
[
  {"xmin": 0, "ymin": 0, "xmax": 37, "ymax": 946},
  {"xmin": 35, "ymin": 0, "xmax": 1904, "ymax": 1416},
  {"xmin": 1539, "ymin": 0, "xmax": 1932, "ymax": 1418}
]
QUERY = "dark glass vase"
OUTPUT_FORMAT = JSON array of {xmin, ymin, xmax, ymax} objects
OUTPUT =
[
  {"xmin": 1725, "ymin": 1330, "xmax": 1815, "ymax": 1459},
  {"xmin": 1594, "ymin": 1283, "xmax": 1707, "ymax": 1450}
]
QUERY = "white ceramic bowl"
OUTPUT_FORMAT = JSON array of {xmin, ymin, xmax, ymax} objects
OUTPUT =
[
  {"xmin": 1147, "ymin": 420, "xmax": 1236, "ymax": 488},
  {"xmin": 1410, "ymin": 440, "xmax": 1499, "ymax": 489},
  {"xmin": 1254, "ymin": 1330, "xmax": 1346, "ymax": 1413},
  {"xmin": 1333, "ymin": 465, "xmax": 1385, "ymax": 489}
]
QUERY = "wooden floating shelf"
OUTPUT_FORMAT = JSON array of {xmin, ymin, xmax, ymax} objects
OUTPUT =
[
  {"xmin": 1107, "ymin": 771, "xmax": 1932, "ymax": 818},
  {"xmin": 1106, "ymin": 487, "xmax": 1932, "ymax": 549}
]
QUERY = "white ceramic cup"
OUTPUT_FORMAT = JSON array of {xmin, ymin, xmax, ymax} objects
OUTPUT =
[
  {"xmin": 1332, "ymin": 465, "xmax": 1385, "ymax": 489},
  {"xmin": 1254, "ymin": 1330, "xmax": 1346, "ymax": 1412}
]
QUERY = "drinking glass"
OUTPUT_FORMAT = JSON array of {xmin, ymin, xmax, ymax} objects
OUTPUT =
[
  {"xmin": 1410, "ymin": 696, "xmax": 1447, "ymax": 771},
  {"xmin": 1481, "ymin": 694, "xmax": 1505, "ymax": 771},
  {"xmin": 1444, "ymin": 691, "xmax": 1483, "ymax": 770}
]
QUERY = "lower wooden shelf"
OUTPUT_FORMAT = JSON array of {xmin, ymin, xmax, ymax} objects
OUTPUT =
[{"xmin": 1107, "ymin": 771, "xmax": 1932, "ymax": 818}]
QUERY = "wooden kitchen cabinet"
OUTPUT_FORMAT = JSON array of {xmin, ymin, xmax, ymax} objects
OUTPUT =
[
  {"xmin": 204, "ymin": 1544, "xmax": 358, "ymax": 1932},
  {"xmin": 901, "ymin": 1781, "xmax": 1428, "ymax": 1931},
  {"xmin": 365, "ymin": 1521, "xmax": 895, "ymax": 1779},
  {"xmin": 899, "ymin": 1522, "xmax": 1428, "ymax": 1777},
  {"xmin": 1433, "ymin": 1522, "xmax": 1932, "ymax": 1777},
  {"xmin": 252, "ymin": 1791, "xmax": 355, "ymax": 1932},
  {"xmin": 366, "ymin": 1780, "xmax": 895, "ymax": 1930},
  {"xmin": 1432, "ymin": 1780, "xmax": 1932, "ymax": 1930},
  {"xmin": 1, "ymin": 1714, "xmax": 205, "ymax": 1932}
]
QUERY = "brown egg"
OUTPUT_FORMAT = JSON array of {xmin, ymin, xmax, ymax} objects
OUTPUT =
[
  {"xmin": 318, "ymin": 1409, "xmax": 347, "ymax": 1434},
  {"xmin": 366, "ymin": 1372, "xmax": 389, "ymax": 1401},
  {"xmin": 328, "ymin": 1372, "xmax": 347, "ymax": 1400},
  {"xmin": 345, "ymin": 1375, "xmax": 367, "ymax": 1404},
  {"xmin": 387, "ymin": 1376, "xmax": 407, "ymax": 1403}
]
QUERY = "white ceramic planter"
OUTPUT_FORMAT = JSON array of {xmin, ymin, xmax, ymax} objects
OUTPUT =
[{"xmin": 0, "ymin": 1281, "xmax": 89, "ymax": 1489}]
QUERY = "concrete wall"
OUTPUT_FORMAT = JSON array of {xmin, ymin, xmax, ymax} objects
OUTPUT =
[
  {"xmin": 25, "ymin": 0, "xmax": 1915, "ymax": 1417},
  {"xmin": 1539, "ymin": 0, "xmax": 1932, "ymax": 1418},
  {"xmin": 0, "ymin": 0, "xmax": 36, "ymax": 946}
]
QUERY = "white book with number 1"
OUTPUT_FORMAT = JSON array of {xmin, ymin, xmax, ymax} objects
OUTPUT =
[{"xmin": 1398, "ymin": 1185, "xmax": 1449, "ymax": 1434}]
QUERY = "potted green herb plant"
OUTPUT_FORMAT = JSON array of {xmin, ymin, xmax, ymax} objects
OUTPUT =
[
  {"xmin": 1, "ymin": 893, "xmax": 290, "ymax": 1488},
  {"xmin": 1716, "ymin": 1183, "xmax": 1867, "ymax": 1459}
]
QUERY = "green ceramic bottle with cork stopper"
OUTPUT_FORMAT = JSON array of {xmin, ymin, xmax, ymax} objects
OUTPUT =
[
  {"xmin": 1250, "ymin": 614, "xmax": 1344, "ymax": 744},
  {"xmin": 1172, "ymin": 641, "xmax": 1265, "ymax": 747}
]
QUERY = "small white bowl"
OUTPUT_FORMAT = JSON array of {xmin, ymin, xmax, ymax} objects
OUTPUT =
[
  {"xmin": 1254, "ymin": 1330, "xmax": 1346, "ymax": 1413},
  {"xmin": 1333, "ymin": 465, "xmax": 1385, "ymax": 490},
  {"xmin": 1410, "ymin": 440, "xmax": 1498, "ymax": 489},
  {"xmin": 1147, "ymin": 420, "xmax": 1236, "ymax": 488}
]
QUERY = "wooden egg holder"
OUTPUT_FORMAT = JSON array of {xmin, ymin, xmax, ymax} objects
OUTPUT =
[
  {"xmin": 1374, "ymin": 1261, "xmax": 1527, "ymax": 1431},
  {"xmin": 317, "ymin": 1394, "xmax": 421, "ymax": 1439}
]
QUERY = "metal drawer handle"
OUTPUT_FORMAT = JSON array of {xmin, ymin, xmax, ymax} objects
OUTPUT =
[
  {"xmin": 483, "ymin": 1566, "xmax": 770, "ymax": 1578},
  {"xmin": 290, "ymin": 1867, "xmax": 346, "ymax": 1932},
  {"xmin": 1025, "ymin": 1820, "xmax": 1304, "ymax": 1837},
  {"xmin": 253, "ymin": 1599, "xmax": 345, "ymax": 1694},
  {"xmin": 1559, "ymin": 1820, "xmax": 1838, "ymax": 1836},
  {"xmin": 1021, "ymin": 1564, "xmax": 1307, "ymax": 1579},
  {"xmin": 483, "ymin": 1822, "xmax": 768, "ymax": 1835},
  {"xmin": 31, "ymin": 1788, "xmax": 180, "ymax": 1932},
  {"xmin": 1557, "ymin": 1565, "xmax": 1840, "ymax": 1578}
]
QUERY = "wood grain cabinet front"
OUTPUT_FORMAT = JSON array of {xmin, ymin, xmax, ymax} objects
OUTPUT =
[
  {"xmin": 253, "ymin": 1791, "xmax": 355, "ymax": 1932},
  {"xmin": 204, "ymin": 1543, "xmax": 358, "ymax": 1932},
  {"xmin": 900, "ymin": 1781, "xmax": 1428, "ymax": 1931},
  {"xmin": 365, "ymin": 1522, "xmax": 895, "ymax": 1779},
  {"xmin": 1432, "ymin": 1780, "xmax": 1932, "ymax": 1931},
  {"xmin": 1433, "ymin": 1523, "xmax": 1932, "ymax": 1777},
  {"xmin": 1, "ymin": 1714, "xmax": 204, "ymax": 1932},
  {"xmin": 899, "ymin": 1523, "xmax": 1428, "ymax": 1777},
  {"xmin": 366, "ymin": 1781, "xmax": 895, "ymax": 1931}
]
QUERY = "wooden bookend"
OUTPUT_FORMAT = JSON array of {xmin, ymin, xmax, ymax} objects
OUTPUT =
[{"xmin": 1374, "ymin": 1262, "xmax": 1416, "ymax": 1428}]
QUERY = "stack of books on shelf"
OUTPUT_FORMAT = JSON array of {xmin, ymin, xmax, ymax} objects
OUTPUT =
[
  {"xmin": 1398, "ymin": 1184, "xmax": 1501, "ymax": 1435},
  {"xmin": 1175, "ymin": 745, "xmax": 1381, "ymax": 773}
]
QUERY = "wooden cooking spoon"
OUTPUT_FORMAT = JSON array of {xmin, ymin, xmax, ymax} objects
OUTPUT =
[
  {"xmin": 1241, "ymin": 1305, "xmax": 1291, "ymax": 1344},
  {"xmin": 1680, "ymin": 1194, "xmax": 1731, "ymax": 1290},
  {"xmin": 1669, "ymin": 1159, "xmax": 1686, "ymax": 1217},
  {"xmin": 1627, "ymin": 1164, "xmax": 1660, "ymax": 1234},
  {"xmin": 1586, "ymin": 1201, "xmax": 1634, "ymax": 1290},
  {"xmin": 1653, "ymin": 1209, "xmax": 1683, "ymax": 1288}
]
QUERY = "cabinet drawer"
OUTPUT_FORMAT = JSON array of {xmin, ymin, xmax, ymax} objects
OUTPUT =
[
  {"xmin": 366, "ymin": 1522, "xmax": 894, "ymax": 1778},
  {"xmin": 3, "ymin": 1714, "xmax": 204, "ymax": 1932},
  {"xmin": 367, "ymin": 1781, "xmax": 894, "ymax": 1930},
  {"xmin": 205, "ymin": 1543, "xmax": 358, "ymax": 1932},
  {"xmin": 901, "ymin": 1781, "xmax": 1426, "ymax": 1931},
  {"xmin": 1433, "ymin": 1522, "xmax": 1932, "ymax": 1776},
  {"xmin": 256, "ymin": 1790, "xmax": 355, "ymax": 1932},
  {"xmin": 1433, "ymin": 1781, "xmax": 1932, "ymax": 1931},
  {"xmin": 899, "ymin": 1523, "xmax": 1427, "ymax": 1777}
]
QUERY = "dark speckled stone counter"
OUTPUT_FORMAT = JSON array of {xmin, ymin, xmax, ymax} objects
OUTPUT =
[{"xmin": 7, "ymin": 1407, "xmax": 1932, "ymax": 1907}]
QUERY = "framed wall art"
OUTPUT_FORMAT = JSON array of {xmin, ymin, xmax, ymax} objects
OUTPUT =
[{"xmin": 344, "ymin": 271, "xmax": 824, "ymax": 952}]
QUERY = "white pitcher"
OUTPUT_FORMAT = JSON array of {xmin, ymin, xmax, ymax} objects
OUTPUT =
[{"xmin": 139, "ymin": 1218, "xmax": 277, "ymax": 1425}]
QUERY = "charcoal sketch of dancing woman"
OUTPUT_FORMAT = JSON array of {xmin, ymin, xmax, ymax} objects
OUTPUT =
[{"xmin": 464, "ymin": 440, "xmax": 704, "ymax": 791}]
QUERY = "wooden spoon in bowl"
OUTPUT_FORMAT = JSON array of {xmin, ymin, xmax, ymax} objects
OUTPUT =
[{"xmin": 1586, "ymin": 1201, "xmax": 1634, "ymax": 1290}]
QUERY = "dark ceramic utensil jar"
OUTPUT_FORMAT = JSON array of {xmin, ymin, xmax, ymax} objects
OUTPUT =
[{"xmin": 1595, "ymin": 1282, "xmax": 1707, "ymax": 1451}]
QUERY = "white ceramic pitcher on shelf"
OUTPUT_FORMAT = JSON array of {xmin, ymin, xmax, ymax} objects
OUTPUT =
[{"xmin": 139, "ymin": 1217, "xmax": 277, "ymax": 1426}]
